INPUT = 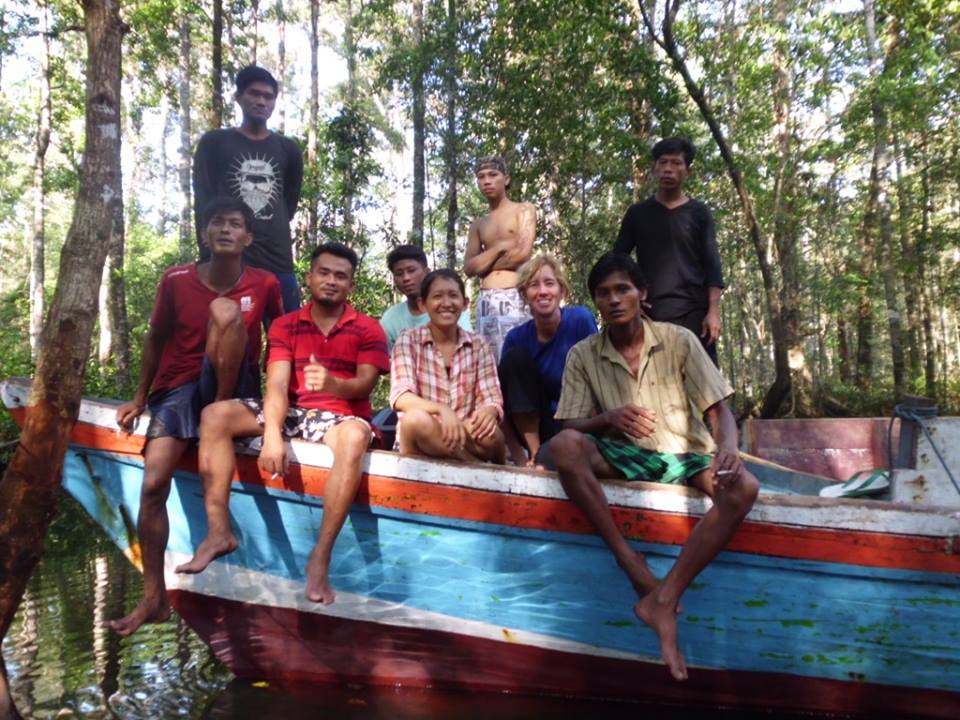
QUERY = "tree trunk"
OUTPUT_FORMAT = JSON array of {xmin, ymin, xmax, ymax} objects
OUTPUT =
[
  {"xmin": 893, "ymin": 131, "xmax": 921, "ymax": 382},
  {"xmin": 276, "ymin": 0, "xmax": 286, "ymax": 134},
  {"xmin": 342, "ymin": 0, "xmax": 357, "ymax": 240},
  {"xmin": 411, "ymin": 0, "xmax": 425, "ymax": 246},
  {"xmin": 0, "ymin": 1, "xmax": 124, "ymax": 711},
  {"xmin": 29, "ymin": 1, "xmax": 53, "ymax": 359},
  {"xmin": 211, "ymin": 0, "xmax": 224, "ymax": 129},
  {"xmin": 444, "ymin": 0, "xmax": 458, "ymax": 269},
  {"xmin": 251, "ymin": 0, "xmax": 259, "ymax": 64},
  {"xmin": 308, "ymin": 0, "xmax": 319, "ymax": 244},
  {"xmin": 918, "ymin": 131, "xmax": 935, "ymax": 396},
  {"xmin": 627, "ymin": 0, "xmax": 655, "ymax": 200},
  {"xmin": 178, "ymin": 8, "xmax": 193, "ymax": 258}
]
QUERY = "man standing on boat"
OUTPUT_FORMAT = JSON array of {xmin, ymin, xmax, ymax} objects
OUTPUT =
[
  {"xmin": 463, "ymin": 156, "xmax": 536, "ymax": 363},
  {"xmin": 613, "ymin": 137, "xmax": 724, "ymax": 365},
  {"xmin": 107, "ymin": 198, "xmax": 283, "ymax": 636},
  {"xmin": 547, "ymin": 252, "xmax": 758, "ymax": 680},
  {"xmin": 193, "ymin": 65, "xmax": 304, "ymax": 313},
  {"xmin": 177, "ymin": 243, "xmax": 389, "ymax": 605}
]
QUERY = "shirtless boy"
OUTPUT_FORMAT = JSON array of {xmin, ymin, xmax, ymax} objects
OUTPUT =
[{"xmin": 464, "ymin": 156, "xmax": 536, "ymax": 362}]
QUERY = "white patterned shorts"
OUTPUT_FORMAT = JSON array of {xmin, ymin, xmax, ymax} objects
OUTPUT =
[
  {"xmin": 477, "ymin": 287, "xmax": 531, "ymax": 364},
  {"xmin": 239, "ymin": 399, "xmax": 373, "ymax": 444}
]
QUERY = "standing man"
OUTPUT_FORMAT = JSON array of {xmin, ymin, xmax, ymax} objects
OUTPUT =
[
  {"xmin": 194, "ymin": 65, "xmax": 304, "ymax": 312},
  {"xmin": 177, "ymin": 243, "xmax": 390, "ymax": 606},
  {"xmin": 464, "ymin": 156, "xmax": 536, "ymax": 363},
  {"xmin": 380, "ymin": 244, "xmax": 472, "ymax": 353},
  {"xmin": 107, "ymin": 198, "xmax": 283, "ymax": 636},
  {"xmin": 613, "ymin": 137, "xmax": 724, "ymax": 365},
  {"xmin": 547, "ymin": 252, "xmax": 758, "ymax": 681}
]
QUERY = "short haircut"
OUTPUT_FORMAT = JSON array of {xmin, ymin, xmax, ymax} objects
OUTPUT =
[
  {"xmin": 515, "ymin": 253, "xmax": 572, "ymax": 304},
  {"xmin": 311, "ymin": 242, "xmax": 358, "ymax": 272},
  {"xmin": 420, "ymin": 268, "xmax": 466, "ymax": 300},
  {"xmin": 386, "ymin": 244, "xmax": 428, "ymax": 272},
  {"xmin": 587, "ymin": 252, "xmax": 649, "ymax": 298},
  {"xmin": 236, "ymin": 65, "xmax": 279, "ymax": 94},
  {"xmin": 652, "ymin": 137, "xmax": 696, "ymax": 166},
  {"xmin": 201, "ymin": 196, "xmax": 253, "ymax": 232},
  {"xmin": 474, "ymin": 156, "xmax": 508, "ymax": 176}
]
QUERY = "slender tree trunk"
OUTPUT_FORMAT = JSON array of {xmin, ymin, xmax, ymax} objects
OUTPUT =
[
  {"xmin": 919, "ymin": 133, "xmax": 935, "ymax": 396},
  {"xmin": 308, "ymin": 0, "xmax": 319, "ymax": 244},
  {"xmin": 276, "ymin": 0, "xmax": 286, "ymax": 134},
  {"xmin": 29, "ymin": 2, "xmax": 53, "ymax": 359},
  {"xmin": 251, "ymin": 0, "xmax": 259, "ymax": 63},
  {"xmin": 838, "ymin": 316, "xmax": 852, "ymax": 383},
  {"xmin": 158, "ymin": 97, "xmax": 173, "ymax": 238},
  {"xmin": 411, "ymin": 0, "xmax": 425, "ymax": 246},
  {"xmin": 627, "ymin": 0, "xmax": 655, "ymax": 200},
  {"xmin": 211, "ymin": 0, "xmax": 224, "ymax": 129},
  {"xmin": 0, "ymin": 2, "xmax": 124, "ymax": 713},
  {"xmin": 178, "ymin": 8, "xmax": 193, "ymax": 258},
  {"xmin": 893, "ymin": 132, "xmax": 921, "ymax": 382},
  {"xmin": 444, "ymin": 0, "xmax": 458, "ymax": 268},
  {"xmin": 342, "ymin": 0, "xmax": 357, "ymax": 240}
]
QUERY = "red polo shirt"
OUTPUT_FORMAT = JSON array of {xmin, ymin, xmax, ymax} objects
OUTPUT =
[
  {"xmin": 150, "ymin": 264, "xmax": 283, "ymax": 394},
  {"xmin": 266, "ymin": 302, "xmax": 389, "ymax": 418}
]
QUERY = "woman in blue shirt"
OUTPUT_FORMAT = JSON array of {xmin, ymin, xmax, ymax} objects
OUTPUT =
[{"xmin": 499, "ymin": 254, "xmax": 597, "ymax": 466}]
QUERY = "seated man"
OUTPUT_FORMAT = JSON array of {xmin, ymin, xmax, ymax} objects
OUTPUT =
[
  {"xmin": 176, "ymin": 242, "xmax": 389, "ymax": 605},
  {"xmin": 380, "ymin": 244, "xmax": 471, "ymax": 353},
  {"xmin": 390, "ymin": 269, "xmax": 506, "ymax": 464},
  {"xmin": 108, "ymin": 197, "xmax": 283, "ymax": 635},
  {"xmin": 548, "ymin": 252, "xmax": 759, "ymax": 681}
]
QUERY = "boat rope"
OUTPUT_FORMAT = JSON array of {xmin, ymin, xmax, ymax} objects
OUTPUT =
[{"xmin": 891, "ymin": 404, "xmax": 960, "ymax": 497}]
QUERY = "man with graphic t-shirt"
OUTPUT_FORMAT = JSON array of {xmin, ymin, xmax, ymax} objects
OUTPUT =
[
  {"xmin": 106, "ymin": 197, "xmax": 283, "ymax": 637},
  {"xmin": 194, "ymin": 65, "xmax": 304, "ymax": 312}
]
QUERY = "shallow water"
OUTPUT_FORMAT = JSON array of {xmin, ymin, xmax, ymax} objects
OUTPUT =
[{"xmin": 4, "ymin": 495, "xmax": 819, "ymax": 719}]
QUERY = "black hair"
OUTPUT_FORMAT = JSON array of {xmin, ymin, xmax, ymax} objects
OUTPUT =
[
  {"xmin": 386, "ymin": 244, "xmax": 428, "ymax": 271},
  {"xmin": 311, "ymin": 242, "xmax": 358, "ymax": 271},
  {"xmin": 236, "ymin": 65, "xmax": 279, "ymax": 94},
  {"xmin": 420, "ymin": 268, "xmax": 466, "ymax": 300},
  {"xmin": 587, "ymin": 252, "xmax": 649, "ymax": 298},
  {"xmin": 652, "ymin": 137, "xmax": 696, "ymax": 166},
  {"xmin": 201, "ymin": 197, "xmax": 254, "ymax": 232}
]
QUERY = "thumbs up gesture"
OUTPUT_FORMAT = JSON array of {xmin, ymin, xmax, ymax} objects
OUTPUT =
[{"xmin": 304, "ymin": 353, "xmax": 333, "ymax": 394}]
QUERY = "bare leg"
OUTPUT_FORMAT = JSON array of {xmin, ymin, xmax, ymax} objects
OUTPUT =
[
  {"xmin": 501, "ymin": 416, "xmax": 529, "ymax": 466},
  {"xmin": 398, "ymin": 409, "xmax": 470, "ymax": 460},
  {"xmin": 107, "ymin": 436, "xmax": 188, "ymax": 635},
  {"xmin": 512, "ymin": 411, "xmax": 542, "ymax": 463},
  {"xmin": 550, "ymin": 429, "xmax": 661, "ymax": 596},
  {"xmin": 175, "ymin": 401, "xmax": 262, "ymax": 574},
  {"xmin": 304, "ymin": 419, "xmax": 371, "ymax": 604},
  {"xmin": 205, "ymin": 298, "xmax": 248, "ymax": 401},
  {"xmin": 634, "ymin": 468, "xmax": 760, "ymax": 681},
  {"xmin": 466, "ymin": 427, "xmax": 507, "ymax": 465}
]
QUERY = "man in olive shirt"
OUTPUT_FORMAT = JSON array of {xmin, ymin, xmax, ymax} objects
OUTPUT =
[
  {"xmin": 547, "ymin": 252, "xmax": 758, "ymax": 682},
  {"xmin": 614, "ymin": 137, "xmax": 723, "ymax": 365}
]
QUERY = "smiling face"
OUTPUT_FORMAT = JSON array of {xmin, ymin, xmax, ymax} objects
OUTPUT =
[
  {"xmin": 306, "ymin": 253, "xmax": 355, "ymax": 308},
  {"xmin": 203, "ymin": 210, "xmax": 253, "ymax": 257},
  {"xmin": 524, "ymin": 263, "xmax": 563, "ymax": 320},
  {"xmin": 236, "ymin": 80, "xmax": 277, "ymax": 124},
  {"xmin": 391, "ymin": 258, "xmax": 429, "ymax": 301},
  {"xmin": 475, "ymin": 166, "xmax": 509, "ymax": 201},
  {"xmin": 424, "ymin": 277, "xmax": 467, "ymax": 331},
  {"xmin": 592, "ymin": 270, "xmax": 646, "ymax": 328},
  {"xmin": 652, "ymin": 152, "xmax": 690, "ymax": 192}
]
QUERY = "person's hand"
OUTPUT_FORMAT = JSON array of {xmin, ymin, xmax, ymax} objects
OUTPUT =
[
  {"xmin": 466, "ymin": 406, "xmax": 499, "ymax": 441},
  {"xmin": 606, "ymin": 404, "xmax": 657, "ymax": 439},
  {"xmin": 710, "ymin": 448, "xmax": 744, "ymax": 491},
  {"xmin": 701, "ymin": 309, "xmax": 721, "ymax": 345},
  {"xmin": 304, "ymin": 354, "xmax": 337, "ymax": 394},
  {"xmin": 116, "ymin": 398, "xmax": 145, "ymax": 432},
  {"xmin": 259, "ymin": 431, "xmax": 289, "ymax": 478},
  {"xmin": 435, "ymin": 405, "xmax": 466, "ymax": 452}
]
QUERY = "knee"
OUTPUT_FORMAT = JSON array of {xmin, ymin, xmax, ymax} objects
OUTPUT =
[
  {"xmin": 335, "ymin": 421, "xmax": 371, "ymax": 457},
  {"xmin": 208, "ymin": 298, "xmax": 242, "ymax": 330},
  {"xmin": 141, "ymin": 472, "xmax": 171, "ymax": 505},
  {"xmin": 547, "ymin": 429, "xmax": 587, "ymax": 469},
  {"xmin": 730, "ymin": 471, "xmax": 760, "ymax": 515},
  {"xmin": 199, "ymin": 401, "xmax": 233, "ymax": 437},
  {"xmin": 400, "ymin": 409, "xmax": 433, "ymax": 436}
]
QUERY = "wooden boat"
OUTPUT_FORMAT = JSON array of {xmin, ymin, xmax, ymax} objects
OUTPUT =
[{"xmin": 2, "ymin": 377, "xmax": 959, "ymax": 718}]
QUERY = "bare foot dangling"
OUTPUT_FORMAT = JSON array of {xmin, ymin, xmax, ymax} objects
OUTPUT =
[
  {"xmin": 175, "ymin": 532, "xmax": 239, "ymax": 574},
  {"xmin": 635, "ymin": 592, "xmax": 688, "ymax": 681}
]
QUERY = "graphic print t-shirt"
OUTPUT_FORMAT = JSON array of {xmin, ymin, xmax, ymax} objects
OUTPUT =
[{"xmin": 193, "ymin": 129, "xmax": 304, "ymax": 274}]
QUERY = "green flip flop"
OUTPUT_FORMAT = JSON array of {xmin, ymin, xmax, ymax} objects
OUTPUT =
[{"xmin": 819, "ymin": 470, "xmax": 890, "ymax": 499}]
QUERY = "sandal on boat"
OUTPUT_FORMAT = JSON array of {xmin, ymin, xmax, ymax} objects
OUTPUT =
[{"xmin": 819, "ymin": 470, "xmax": 890, "ymax": 498}]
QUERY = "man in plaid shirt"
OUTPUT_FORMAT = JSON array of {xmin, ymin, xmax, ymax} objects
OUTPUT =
[{"xmin": 390, "ymin": 269, "xmax": 506, "ymax": 463}]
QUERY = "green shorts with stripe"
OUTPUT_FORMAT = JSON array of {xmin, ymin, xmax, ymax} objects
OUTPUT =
[{"xmin": 586, "ymin": 435, "xmax": 712, "ymax": 485}]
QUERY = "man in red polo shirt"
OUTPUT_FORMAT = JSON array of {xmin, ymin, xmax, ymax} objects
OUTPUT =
[
  {"xmin": 107, "ymin": 197, "xmax": 283, "ymax": 636},
  {"xmin": 178, "ymin": 242, "xmax": 389, "ymax": 605}
]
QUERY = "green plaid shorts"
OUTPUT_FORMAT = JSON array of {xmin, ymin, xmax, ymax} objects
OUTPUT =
[{"xmin": 586, "ymin": 435, "xmax": 712, "ymax": 484}]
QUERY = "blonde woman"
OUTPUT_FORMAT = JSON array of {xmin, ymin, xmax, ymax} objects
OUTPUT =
[{"xmin": 498, "ymin": 254, "xmax": 597, "ymax": 466}]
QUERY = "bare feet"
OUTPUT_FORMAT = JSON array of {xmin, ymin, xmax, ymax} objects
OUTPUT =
[
  {"xmin": 635, "ymin": 592, "xmax": 688, "ymax": 681},
  {"xmin": 175, "ymin": 533, "xmax": 238, "ymax": 574},
  {"xmin": 304, "ymin": 553, "xmax": 336, "ymax": 604},
  {"xmin": 106, "ymin": 596, "xmax": 171, "ymax": 636}
]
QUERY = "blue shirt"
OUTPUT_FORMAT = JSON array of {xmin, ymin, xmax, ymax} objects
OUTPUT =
[
  {"xmin": 500, "ymin": 305, "xmax": 598, "ymax": 415},
  {"xmin": 380, "ymin": 300, "xmax": 473, "ymax": 353}
]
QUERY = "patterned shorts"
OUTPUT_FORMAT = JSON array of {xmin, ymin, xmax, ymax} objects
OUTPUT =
[{"xmin": 239, "ymin": 399, "xmax": 373, "ymax": 444}]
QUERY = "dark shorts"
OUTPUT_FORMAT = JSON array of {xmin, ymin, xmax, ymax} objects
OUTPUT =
[
  {"xmin": 587, "ymin": 435, "xmax": 712, "ymax": 485},
  {"xmin": 239, "ymin": 400, "xmax": 373, "ymax": 445},
  {"xmin": 145, "ymin": 356, "xmax": 260, "ymax": 441}
]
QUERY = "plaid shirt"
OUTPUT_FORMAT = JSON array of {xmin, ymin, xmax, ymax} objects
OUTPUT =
[{"xmin": 389, "ymin": 326, "xmax": 503, "ymax": 421}]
